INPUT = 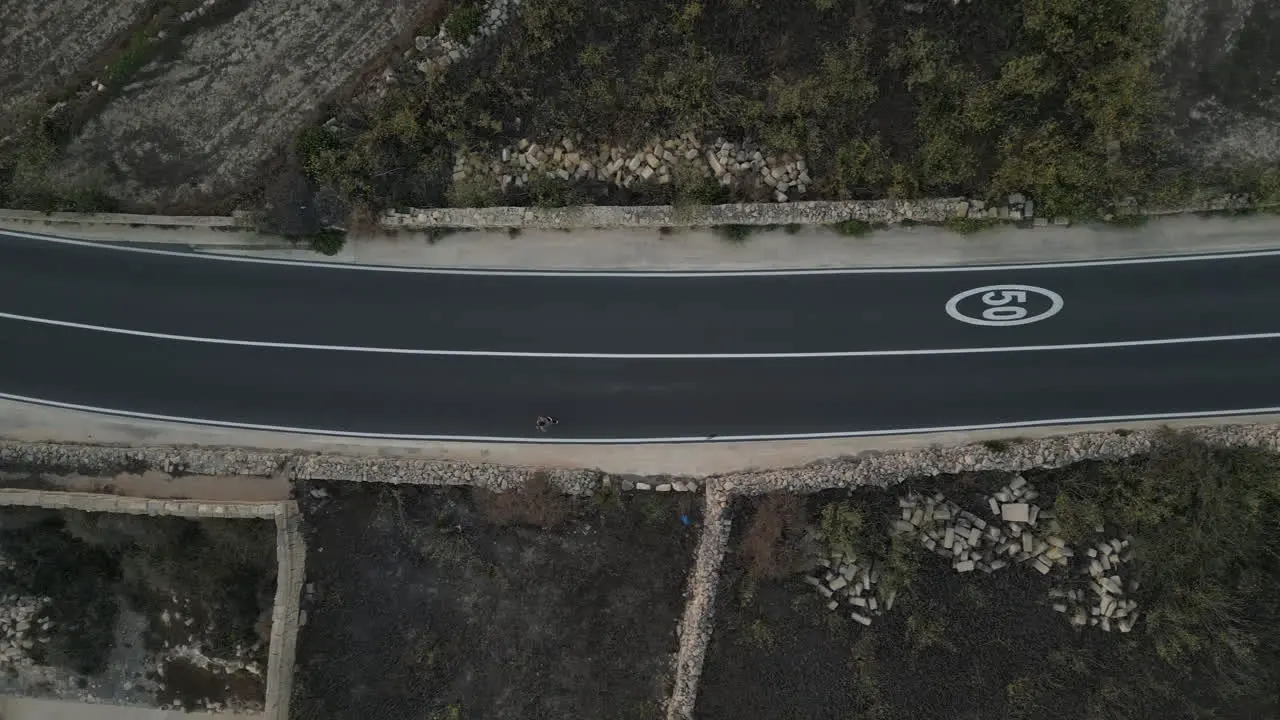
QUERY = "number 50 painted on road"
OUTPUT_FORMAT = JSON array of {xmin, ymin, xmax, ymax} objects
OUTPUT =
[{"xmin": 945, "ymin": 284, "xmax": 1064, "ymax": 327}]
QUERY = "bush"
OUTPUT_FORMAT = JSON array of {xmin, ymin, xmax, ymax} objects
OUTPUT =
[
  {"xmin": 715, "ymin": 224, "xmax": 755, "ymax": 243},
  {"xmin": 306, "ymin": 228, "xmax": 346, "ymax": 255},
  {"xmin": 831, "ymin": 219, "xmax": 873, "ymax": 236},
  {"xmin": 444, "ymin": 4, "xmax": 485, "ymax": 42},
  {"xmin": 944, "ymin": 217, "xmax": 1003, "ymax": 234}
]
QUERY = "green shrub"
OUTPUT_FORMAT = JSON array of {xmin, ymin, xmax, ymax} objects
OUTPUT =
[
  {"xmin": 307, "ymin": 229, "xmax": 346, "ymax": 255},
  {"xmin": 944, "ymin": 217, "xmax": 1003, "ymax": 234},
  {"xmin": 831, "ymin": 219, "xmax": 873, "ymax": 236},
  {"xmin": 444, "ymin": 4, "xmax": 485, "ymax": 42},
  {"xmin": 105, "ymin": 30, "xmax": 153, "ymax": 85},
  {"xmin": 295, "ymin": 126, "xmax": 342, "ymax": 179},
  {"xmin": 715, "ymin": 224, "xmax": 755, "ymax": 243}
]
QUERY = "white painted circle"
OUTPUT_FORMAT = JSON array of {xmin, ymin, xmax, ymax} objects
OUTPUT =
[{"xmin": 945, "ymin": 284, "xmax": 1064, "ymax": 327}]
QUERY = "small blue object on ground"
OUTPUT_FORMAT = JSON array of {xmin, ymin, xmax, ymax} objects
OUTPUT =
[{"xmin": 680, "ymin": 514, "xmax": 691, "ymax": 526}]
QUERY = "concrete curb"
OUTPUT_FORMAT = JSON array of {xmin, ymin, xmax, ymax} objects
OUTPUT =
[
  {"xmin": 0, "ymin": 209, "xmax": 250, "ymax": 230},
  {"xmin": 0, "ymin": 487, "xmax": 301, "ymax": 719}
]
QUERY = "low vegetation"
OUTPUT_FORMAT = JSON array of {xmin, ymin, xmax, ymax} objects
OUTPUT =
[
  {"xmin": 699, "ymin": 434, "xmax": 1280, "ymax": 719},
  {"xmin": 295, "ymin": 0, "xmax": 1275, "ymax": 219}
]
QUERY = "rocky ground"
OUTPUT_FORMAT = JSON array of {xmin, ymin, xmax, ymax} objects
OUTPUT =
[
  {"xmin": 0, "ymin": 0, "xmax": 152, "ymax": 142},
  {"xmin": 50, "ymin": 0, "xmax": 432, "ymax": 213},
  {"xmin": 1161, "ymin": 0, "xmax": 1280, "ymax": 172},
  {"xmin": 0, "ymin": 469, "xmax": 276, "ymax": 714},
  {"xmin": 290, "ymin": 476, "xmax": 701, "ymax": 719}
]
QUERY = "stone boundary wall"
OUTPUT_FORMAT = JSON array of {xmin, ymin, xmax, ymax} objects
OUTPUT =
[
  {"xmin": 0, "ymin": 487, "xmax": 283, "ymax": 519},
  {"xmin": 265, "ymin": 504, "xmax": 305, "ymax": 720},
  {"xmin": 381, "ymin": 194, "xmax": 1265, "ymax": 230},
  {"xmin": 382, "ymin": 198, "xmax": 965, "ymax": 229},
  {"xmin": 0, "ymin": 194, "xmax": 1268, "ymax": 236},
  {"xmin": 665, "ymin": 489, "xmax": 731, "ymax": 720},
  {"xmin": 0, "ymin": 486, "xmax": 302, "ymax": 720},
  {"xmin": 0, "ymin": 209, "xmax": 251, "ymax": 229}
]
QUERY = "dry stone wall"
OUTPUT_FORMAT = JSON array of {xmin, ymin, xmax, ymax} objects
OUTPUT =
[
  {"xmin": 455, "ymin": 133, "xmax": 813, "ymax": 202},
  {"xmin": 383, "ymin": 192, "xmax": 1263, "ymax": 230}
]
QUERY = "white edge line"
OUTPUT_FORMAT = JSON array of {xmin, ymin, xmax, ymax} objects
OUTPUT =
[
  {"xmin": 2, "ymin": 392, "xmax": 1278, "ymax": 444},
  {"xmin": 6, "ymin": 228, "xmax": 1280, "ymax": 277},
  {"xmin": 5, "ymin": 311, "xmax": 1280, "ymax": 357}
]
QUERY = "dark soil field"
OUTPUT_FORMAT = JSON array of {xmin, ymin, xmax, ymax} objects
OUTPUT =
[
  {"xmin": 697, "ymin": 435, "xmax": 1280, "ymax": 720},
  {"xmin": 290, "ymin": 477, "xmax": 701, "ymax": 720}
]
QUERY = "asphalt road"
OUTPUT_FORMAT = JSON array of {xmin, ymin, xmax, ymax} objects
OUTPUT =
[
  {"xmin": 3, "ymin": 230, "xmax": 1280, "ymax": 441},
  {"xmin": 5, "ymin": 232, "xmax": 1280, "ymax": 353}
]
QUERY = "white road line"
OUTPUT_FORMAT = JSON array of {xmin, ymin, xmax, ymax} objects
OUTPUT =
[
  {"xmin": 4, "ymin": 311, "xmax": 1280, "ymax": 357},
  {"xmin": 2, "ymin": 392, "xmax": 1278, "ymax": 443},
  {"xmin": 5, "ymin": 228, "xmax": 1280, "ymax": 277}
]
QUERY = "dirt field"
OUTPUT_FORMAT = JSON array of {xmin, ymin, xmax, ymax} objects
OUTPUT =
[
  {"xmin": 0, "ymin": 501, "xmax": 275, "ymax": 713},
  {"xmin": 291, "ymin": 478, "xmax": 701, "ymax": 719},
  {"xmin": 698, "ymin": 438, "xmax": 1280, "ymax": 720},
  {"xmin": 0, "ymin": 0, "xmax": 152, "ymax": 141},
  {"xmin": 46, "ymin": 0, "xmax": 430, "ymax": 213}
]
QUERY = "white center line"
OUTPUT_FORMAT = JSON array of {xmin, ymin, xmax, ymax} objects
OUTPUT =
[{"xmin": 3, "ymin": 311, "xmax": 1280, "ymax": 358}]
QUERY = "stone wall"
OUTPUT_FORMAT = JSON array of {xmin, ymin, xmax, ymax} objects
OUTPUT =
[
  {"xmin": 265, "ymin": 504, "xmax": 305, "ymax": 720},
  {"xmin": 383, "ymin": 197, "xmax": 968, "ymax": 229},
  {"xmin": 382, "ymin": 193, "xmax": 1263, "ymax": 230},
  {"xmin": 454, "ymin": 133, "xmax": 813, "ymax": 202}
]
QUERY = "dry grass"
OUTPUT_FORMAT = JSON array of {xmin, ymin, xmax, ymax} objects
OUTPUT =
[
  {"xmin": 473, "ymin": 473, "xmax": 572, "ymax": 530},
  {"xmin": 741, "ymin": 495, "xmax": 811, "ymax": 581}
]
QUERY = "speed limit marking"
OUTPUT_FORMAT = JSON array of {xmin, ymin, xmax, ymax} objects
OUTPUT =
[{"xmin": 945, "ymin": 284, "xmax": 1064, "ymax": 327}]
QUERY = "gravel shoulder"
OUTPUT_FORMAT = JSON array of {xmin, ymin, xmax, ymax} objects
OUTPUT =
[{"xmin": 5, "ymin": 399, "xmax": 1280, "ymax": 476}]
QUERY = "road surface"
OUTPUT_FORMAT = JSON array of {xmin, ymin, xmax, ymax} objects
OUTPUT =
[{"xmin": 3, "ymin": 229, "xmax": 1280, "ymax": 442}]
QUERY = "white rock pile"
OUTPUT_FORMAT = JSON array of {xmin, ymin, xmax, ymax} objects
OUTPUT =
[
  {"xmin": 178, "ymin": 0, "xmax": 221, "ymax": 23},
  {"xmin": 803, "ymin": 551, "xmax": 897, "ymax": 627},
  {"xmin": 412, "ymin": 0, "xmax": 524, "ymax": 74},
  {"xmin": 606, "ymin": 477, "xmax": 701, "ymax": 492},
  {"xmin": 955, "ymin": 192, "xmax": 1067, "ymax": 226},
  {"xmin": 0, "ymin": 593, "xmax": 52, "ymax": 667},
  {"xmin": 806, "ymin": 475, "xmax": 1142, "ymax": 634},
  {"xmin": 453, "ymin": 133, "xmax": 811, "ymax": 201},
  {"xmin": 1049, "ymin": 537, "xmax": 1140, "ymax": 632}
]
